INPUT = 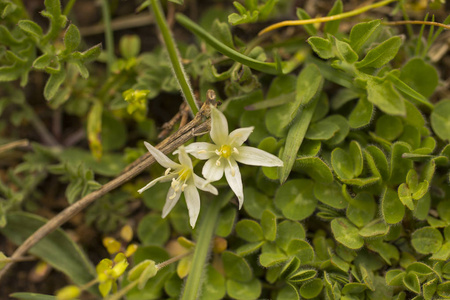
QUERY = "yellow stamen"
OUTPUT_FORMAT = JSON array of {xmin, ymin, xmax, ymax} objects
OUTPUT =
[{"xmin": 219, "ymin": 145, "xmax": 232, "ymax": 158}]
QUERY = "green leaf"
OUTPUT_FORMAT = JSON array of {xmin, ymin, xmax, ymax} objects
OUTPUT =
[
  {"xmin": 287, "ymin": 239, "xmax": 315, "ymax": 264},
  {"xmin": 375, "ymin": 115, "xmax": 403, "ymax": 141},
  {"xmin": 389, "ymin": 142, "xmax": 413, "ymax": 185},
  {"xmin": 279, "ymin": 97, "xmax": 319, "ymax": 183},
  {"xmin": 348, "ymin": 96, "xmax": 374, "ymax": 129},
  {"xmin": 277, "ymin": 283, "xmax": 299, "ymax": 300},
  {"xmin": 334, "ymin": 38, "xmax": 358, "ymax": 63},
  {"xmin": 355, "ymin": 36, "xmax": 403, "ymax": 69},
  {"xmin": 137, "ymin": 213, "xmax": 170, "ymax": 246},
  {"xmin": 265, "ymin": 75, "xmax": 297, "ymax": 137},
  {"xmin": 63, "ymin": 24, "xmax": 81, "ymax": 52},
  {"xmin": 437, "ymin": 281, "xmax": 450, "ymax": 298},
  {"xmin": 294, "ymin": 156, "xmax": 334, "ymax": 184},
  {"xmin": 10, "ymin": 293, "xmax": 56, "ymax": 300},
  {"xmin": 325, "ymin": 115, "xmax": 349, "ymax": 145},
  {"xmin": 359, "ymin": 219, "xmax": 389, "ymax": 237},
  {"xmin": 288, "ymin": 269, "xmax": 317, "ymax": 283},
  {"xmin": 243, "ymin": 187, "xmax": 273, "ymax": 220},
  {"xmin": 398, "ymin": 183, "xmax": 414, "ymax": 210},
  {"xmin": 261, "ymin": 210, "xmax": 277, "ymax": 241},
  {"xmin": 201, "ymin": 266, "xmax": 226, "ymax": 300},
  {"xmin": 382, "ymin": 188, "xmax": 405, "ymax": 224},
  {"xmin": 366, "ymin": 78, "xmax": 406, "ymax": 116},
  {"xmin": 236, "ymin": 219, "xmax": 264, "ymax": 242},
  {"xmin": 314, "ymin": 182, "xmax": 347, "ymax": 209},
  {"xmin": 413, "ymin": 192, "xmax": 431, "ymax": 220},
  {"xmin": 349, "ymin": 141, "xmax": 363, "ymax": 177},
  {"xmin": 431, "ymin": 99, "xmax": 450, "ymax": 142},
  {"xmin": 18, "ymin": 20, "xmax": 43, "ymax": 39},
  {"xmin": 274, "ymin": 179, "xmax": 317, "ymax": 221},
  {"xmin": 215, "ymin": 206, "xmax": 236, "ymax": 237},
  {"xmin": 324, "ymin": 0, "xmax": 343, "ymax": 35},
  {"xmin": 210, "ymin": 19, "xmax": 234, "ymax": 48},
  {"xmin": 0, "ymin": 212, "xmax": 96, "ymax": 286},
  {"xmin": 280, "ymin": 257, "xmax": 301, "ymax": 279},
  {"xmin": 400, "ymin": 58, "xmax": 439, "ymax": 98},
  {"xmin": 236, "ymin": 241, "xmax": 265, "ymax": 257},
  {"xmin": 296, "ymin": 8, "xmax": 317, "ymax": 36},
  {"xmin": 346, "ymin": 192, "xmax": 376, "ymax": 227},
  {"xmin": 307, "ymin": 37, "xmax": 334, "ymax": 59},
  {"xmin": 403, "ymin": 272, "xmax": 421, "ymax": 294},
  {"xmin": 294, "ymin": 64, "xmax": 324, "ymax": 110},
  {"xmin": 387, "ymin": 72, "xmax": 433, "ymax": 109},
  {"xmin": 364, "ymin": 145, "xmax": 389, "ymax": 180},
  {"xmin": 259, "ymin": 252, "xmax": 287, "ymax": 267},
  {"xmin": 423, "ymin": 278, "xmax": 438, "ymax": 300},
  {"xmin": 366, "ymin": 239, "xmax": 399, "ymax": 265},
  {"xmin": 299, "ymin": 278, "xmax": 323, "ymax": 299},
  {"xmin": 331, "ymin": 148, "xmax": 355, "ymax": 180},
  {"xmin": 276, "ymin": 220, "xmax": 306, "ymax": 251},
  {"xmin": 331, "ymin": 218, "xmax": 364, "ymax": 249},
  {"xmin": 222, "ymin": 251, "xmax": 253, "ymax": 282},
  {"xmin": 0, "ymin": 25, "xmax": 24, "ymax": 46},
  {"xmin": 349, "ymin": 19, "xmax": 382, "ymax": 55},
  {"xmin": 44, "ymin": 69, "xmax": 66, "ymax": 100},
  {"xmin": 438, "ymin": 199, "xmax": 450, "ymax": 223},
  {"xmin": 411, "ymin": 227, "xmax": 443, "ymax": 254},
  {"xmin": 305, "ymin": 118, "xmax": 339, "ymax": 140},
  {"xmin": 226, "ymin": 278, "xmax": 261, "ymax": 300},
  {"xmin": 342, "ymin": 283, "xmax": 367, "ymax": 294},
  {"xmin": 33, "ymin": 53, "xmax": 53, "ymax": 70},
  {"xmin": 386, "ymin": 269, "xmax": 405, "ymax": 286}
]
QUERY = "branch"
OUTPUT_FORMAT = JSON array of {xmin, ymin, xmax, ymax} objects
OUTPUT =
[{"xmin": 0, "ymin": 100, "xmax": 214, "ymax": 282}]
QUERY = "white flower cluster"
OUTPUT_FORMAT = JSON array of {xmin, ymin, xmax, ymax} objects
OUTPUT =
[{"xmin": 138, "ymin": 105, "xmax": 283, "ymax": 228}]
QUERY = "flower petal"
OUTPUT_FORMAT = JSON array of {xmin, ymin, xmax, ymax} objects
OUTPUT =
[
  {"xmin": 193, "ymin": 174, "xmax": 218, "ymax": 195},
  {"xmin": 183, "ymin": 142, "xmax": 217, "ymax": 160},
  {"xmin": 144, "ymin": 141, "xmax": 179, "ymax": 169},
  {"xmin": 203, "ymin": 157, "xmax": 224, "ymax": 182},
  {"xmin": 162, "ymin": 187, "xmax": 182, "ymax": 218},
  {"xmin": 210, "ymin": 105, "xmax": 229, "ymax": 145},
  {"xmin": 184, "ymin": 184, "xmax": 201, "ymax": 228},
  {"xmin": 137, "ymin": 173, "xmax": 176, "ymax": 194},
  {"xmin": 228, "ymin": 127, "xmax": 254, "ymax": 147},
  {"xmin": 234, "ymin": 146, "xmax": 283, "ymax": 167},
  {"xmin": 176, "ymin": 146, "xmax": 193, "ymax": 169},
  {"xmin": 224, "ymin": 159, "xmax": 244, "ymax": 209}
]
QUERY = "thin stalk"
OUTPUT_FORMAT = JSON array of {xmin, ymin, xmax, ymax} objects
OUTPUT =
[
  {"xmin": 176, "ymin": 13, "xmax": 282, "ymax": 75},
  {"xmin": 259, "ymin": 0, "xmax": 398, "ymax": 35},
  {"xmin": 150, "ymin": 0, "xmax": 198, "ymax": 115},
  {"xmin": 20, "ymin": 103, "xmax": 61, "ymax": 147},
  {"xmin": 107, "ymin": 280, "xmax": 138, "ymax": 300},
  {"xmin": 384, "ymin": 20, "xmax": 450, "ymax": 30},
  {"xmin": 63, "ymin": 0, "xmax": 77, "ymax": 16},
  {"xmin": 101, "ymin": 0, "xmax": 115, "ymax": 74},
  {"xmin": 181, "ymin": 192, "xmax": 232, "ymax": 300}
]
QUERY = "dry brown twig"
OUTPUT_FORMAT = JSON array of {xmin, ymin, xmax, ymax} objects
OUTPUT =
[{"xmin": 0, "ymin": 94, "xmax": 216, "ymax": 282}]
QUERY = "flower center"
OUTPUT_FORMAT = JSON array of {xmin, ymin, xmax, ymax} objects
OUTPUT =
[
  {"xmin": 168, "ymin": 167, "xmax": 192, "ymax": 199},
  {"xmin": 219, "ymin": 145, "xmax": 232, "ymax": 158}
]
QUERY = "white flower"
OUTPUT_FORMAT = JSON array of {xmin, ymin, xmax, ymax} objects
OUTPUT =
[
  {"xmin": 183, "ymin": 105, "xmax": 283, "ymax": 208},
  {"xmin": 138, "ymin": 142, "xmax": 218, "ymax": 228}
]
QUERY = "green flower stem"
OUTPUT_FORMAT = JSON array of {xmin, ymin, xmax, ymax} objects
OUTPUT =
[
  {"xmin": 107, "ymin": 280, "xmax": 138, "ymax": 300},
  {"xmin": 181, "ymin": 191, "xmax": 233, "ymax": 300},
  {"xmin": 150, "ymin": 0, "xmax": 198, "ymax": 115},
  {"xmin": 175, "ymin": 13, "xmax": 283, "ymax": 75},
  {"xmin": 101, "ymin": 0, "xmax": 115, "ymax": 74},
  {"xmin": 63, "ymin": 0, "xmax": 77, "ymax": 16}
]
